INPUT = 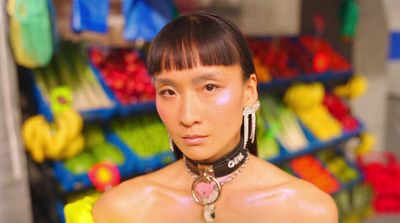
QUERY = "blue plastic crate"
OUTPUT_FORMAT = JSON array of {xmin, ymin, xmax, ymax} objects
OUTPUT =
[
  {"xmin": 116, "ymin": 101, "xmax": 156, "ymax": 117},
  {"xmin": 267, "ymin": 119, "xmax": 315, "ymax": 164},
  {"xmin": 88, "ymin": 48, "xmax": 157, "ymax": 118},
  {"xmin": 269, "ymin": 118, "xmax": 364, "ymax": 164},
  {"xmin": 255, "ymin": 35, "xmax": 353, "ymax": 91},
  {"xmin": 258, "ymin": 71, "xmax": 352, "ymax": 92},
  {"xmin": 316, "ymin": 148, "xmax": 364, "ymax": 195},
  {"xmin": 87, "ymin": 58, "xmax": 118, "ymax": 103},
  {"xmin": 289, "ymin": 154, "xmax": 342, "ymax": 195},
  {"xmin": 29, "ymin": 73, "xmax": 54, "ymax": 121},
  {"xmin": 55, "ymin": 200, "xmax": 65, "ymax": 223},
  {"xmin": 291, "ymin": 36, "xmax": 352, "ymax": 74},
  {"xmin": 53, "ymin": 161, "xmax": 91, "ymax": 192},
  {"xmin": 52, "ymin": 138, "xmax": 138, "ymax": 193},
  {"xmin": 29, "ymin": 69, "xmax": 116, "ymax": 122},
  {"xmin": 105, "ymin": 131, "xmax": 175, "ymax": 174}
]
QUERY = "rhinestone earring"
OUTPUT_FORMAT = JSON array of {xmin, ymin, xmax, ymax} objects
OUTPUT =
[
  {"xmin": 242, "ymin": 101, "xmax": 260, "ymax": 149},
  {"xmin": 169, "ymin": 135, "xmax": 174, "ymax": 152}
]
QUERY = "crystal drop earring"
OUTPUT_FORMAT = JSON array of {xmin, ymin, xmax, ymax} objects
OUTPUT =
[
  {"xmin": 242, "ymin": 101, "xmax": 260, "ymax": 149},
  {"xmin": 169, "ymin": 135, "xmax": 174, "ymax": 152}
]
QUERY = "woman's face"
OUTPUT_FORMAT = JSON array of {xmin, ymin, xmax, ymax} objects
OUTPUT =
[{"xmin": 155, "ymin": 64, "xmax": 257, "ymax": 162}]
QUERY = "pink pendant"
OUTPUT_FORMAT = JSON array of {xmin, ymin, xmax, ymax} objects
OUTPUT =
[{"xmin": 191, "ymin": 175, "xmax": 221, "ymax": 205}]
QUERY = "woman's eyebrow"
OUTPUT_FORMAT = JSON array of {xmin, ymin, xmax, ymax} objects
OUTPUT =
[
  {"xmin": 154, "ymin": 72, "xmax": 223, "ymax": 86},
  {"xmin": 192, "ymin": 72, "xmax": 222, "ymax": 85},
  {"xmin": 154, "ymin": 78, "xmax": 176, "ymax": 87}
]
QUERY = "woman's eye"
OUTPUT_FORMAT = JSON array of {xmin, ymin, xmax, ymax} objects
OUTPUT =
[
  {"xmin": 159, "ymin": 89, "xmax": 175, "ymax": 97},
  {"xmin": 204, "ymin": 84, "xmax": 217, "ymax": 92}
]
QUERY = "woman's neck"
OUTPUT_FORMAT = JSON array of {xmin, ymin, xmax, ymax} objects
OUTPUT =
[
  {"xmin": 200, "ymin": 132, "xmax": 242, "ymax": 163},
  {"xmin": 183, "ymin": 135, "xmax": 247, "ymax": 178}
]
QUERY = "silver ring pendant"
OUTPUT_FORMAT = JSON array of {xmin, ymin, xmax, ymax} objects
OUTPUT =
[{"xmin": 191, "ymin": 175, "xmax": 221, "ymax": 206}]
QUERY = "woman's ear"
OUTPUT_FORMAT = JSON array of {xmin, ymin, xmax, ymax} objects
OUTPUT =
[{"xmin": 244, "ymin": 74, "xmax": 258, "ymax": 106}]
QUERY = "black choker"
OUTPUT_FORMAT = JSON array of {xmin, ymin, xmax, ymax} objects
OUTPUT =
[
  {"xmin": 183, "ymin": 137, "xmax": 248, "ymax": 177},
  {"xmin": 183, "ymin": 138, "xmax": 249, "ymax": 223}
]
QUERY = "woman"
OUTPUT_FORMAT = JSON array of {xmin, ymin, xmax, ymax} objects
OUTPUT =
[{"xmin": 66, "ymin": 12, "xmax": 338, "ymax": 223}]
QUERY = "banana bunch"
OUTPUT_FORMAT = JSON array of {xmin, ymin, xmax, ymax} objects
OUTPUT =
[
  {"xmin": 334, "ymin": 74, "xmax": 368, "ymax": 99},
  {"xmin": 22, "ymin": 109, "xmax": 85, "ymax": 163}
]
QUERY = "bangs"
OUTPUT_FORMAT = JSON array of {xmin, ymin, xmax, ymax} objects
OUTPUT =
[{"xmin": 147, "ymin": 13, "xmax": 245, "ymax": 75}]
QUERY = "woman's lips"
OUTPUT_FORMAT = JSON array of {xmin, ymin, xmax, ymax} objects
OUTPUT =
[{"xmin": 182, "ymin": 135, "xmax": 208, "ymax": 146}]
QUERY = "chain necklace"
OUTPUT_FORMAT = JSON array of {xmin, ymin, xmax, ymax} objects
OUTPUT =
[{"xmin": 183, "ymin": 152, "xmax": 250, "ymax": 222}]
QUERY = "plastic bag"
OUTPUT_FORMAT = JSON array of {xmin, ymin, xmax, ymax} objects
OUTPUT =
[
  {"xmin": 7, "ymin": 0, "xmax": 53, "ymax": 68},
  {"xmin": 48, "ymin": 0, "xmax": 60, "ymax": 49},
  {"xmin": 71, "ymin": 0, "xmax": 110, "ymax": 33},
  {"xmin": 123, "ymin": 0, "xmax": 175, "ymax": 41},
  {"xmin": 339, "ymin": 0, "xmax": 359, "ymax": 39}
]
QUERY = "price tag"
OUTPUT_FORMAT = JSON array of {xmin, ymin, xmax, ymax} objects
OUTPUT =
[
  {"xmin": 88, "ymin": 162, "xmax": 121, "ymax": 192},
  {"xmin": 50, "ymin": 86, "xmax": 73, "ymax": 114}
]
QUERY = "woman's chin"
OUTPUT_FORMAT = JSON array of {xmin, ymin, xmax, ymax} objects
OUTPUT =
[{"xmin": 181, "ymin": 148, "xmax": 215, "ymax": 162}]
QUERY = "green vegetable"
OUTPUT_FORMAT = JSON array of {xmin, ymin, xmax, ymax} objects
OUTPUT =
[{"xmin": 64, "ymin": 151, "xmax": 96, "ymax": 174}]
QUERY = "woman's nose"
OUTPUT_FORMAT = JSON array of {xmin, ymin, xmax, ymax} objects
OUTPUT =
[{"xmin": 179, "ymin": 93, "xmax": 202, "ymax": 127}]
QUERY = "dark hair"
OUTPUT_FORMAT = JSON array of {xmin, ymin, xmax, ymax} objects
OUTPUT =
[{"xmin": 147, "ymin": 11, "xmax": 257, "ymax": 159}]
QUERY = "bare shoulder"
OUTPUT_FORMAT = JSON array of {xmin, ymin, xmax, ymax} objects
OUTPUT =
[
  {"xmin": 290, "ymin": 178, "xmax": 338, "ymax": 223},
  {"xmin": 248, "ymin": 156, "xmax": 338, "ymax": 222},
  {"xmin": 92, "ymin": 175, "xmax": 153, "ymax": 223},
  {"xmin": 92, "ymin": 160, "xmax": 184, "ymax": 223},
  {"xmin": 285, "ymin": 178, "xmax": 338, "ymax": 222}
]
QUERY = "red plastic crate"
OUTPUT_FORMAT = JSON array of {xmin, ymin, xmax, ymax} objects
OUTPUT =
[{"xmin": 357, "ymin": 152, "xmax": 400, "ymax": 213}]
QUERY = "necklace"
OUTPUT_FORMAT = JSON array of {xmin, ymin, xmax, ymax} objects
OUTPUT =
[
  {"xmin": 183, "ymin": 151, "xmax": 249, "ymax": 222},
  {"xmin": 184, "ymin": 137, "xmax": 247, "ymax": 177}
]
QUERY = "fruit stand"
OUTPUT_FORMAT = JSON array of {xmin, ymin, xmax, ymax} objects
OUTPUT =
[
  {"xmin": 8, "ymin": 1, "xmax": 375, "ymax": 223},
  {"xmin": 19, "ymin": 35, "xmax": 372, "ymax": 223}
]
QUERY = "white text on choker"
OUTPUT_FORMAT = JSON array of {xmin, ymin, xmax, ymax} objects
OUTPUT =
[{"xmin": 228, "ymin": 152, "xmax": 245, "ymax": 168}]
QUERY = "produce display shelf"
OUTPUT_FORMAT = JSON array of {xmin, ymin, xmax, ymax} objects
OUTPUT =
[
  {"xmin": 249, "ymin": 35, "xmax": 353, "ymax": 91},
  {"xmin": 54, "ymin": 152, "xmax": 364, "ymax": 223},
  {"xmin": 55, "ymin": 200, "xmax": 65, "ymax": 223},
  {"xmin": 52, "ymin": 130, "xmax": 175, "ymax": 193},
  {"xmin": 258, "ymin": 71, "xmax": 352, "ymax": 91},
  {"xmin": 85, "ymin": 60, "xmax": 157, "ymax": 118},
  {"xmin": 289, "ymin": 156, "xmax": 343, "ymax": 194},
  {"xmin": 115, "ymin": 101, "xmax": 156, "ymax": 117},
  {"xmin": 52, "ymin": 121, "xmax": 363, "ymax": 193},
  {"xmin": 31, "ymin": 66, "xmax": 353, "ymax": 122},
  {"xmin": 31, "ymin": 77, "xmax": 54, "ymax": 121},
  {"xmin": 268, "ymin": 122, "xmax": 364, "ymax": 164},
  {"xmin": 318, "ymin": 148, "xmax": 365, "ymax": 196},
  {"xmin": 334, "ymin": 165, "xmax": 364, "ymax": 196},
  {"xmin": 87, "ymin": 57, "xmax": 157, "ymax": 117},
  {"xmin": 52, "ymin": 142, "xmax": 134, "ymax": 193},
  {"xmin": 281, "ymin": 149, "xmax": 364, "ymax": 196},
  {"xmin": 105, "ymin": 131, "xmax": 175, "ymax": 174},
  {"xmin": 30, "ymin": 72, "xmax": 117, "ymax": 122}
]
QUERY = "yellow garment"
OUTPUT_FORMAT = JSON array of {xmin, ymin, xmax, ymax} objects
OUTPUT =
[{"xmin": 64, "ymin": 196, "xmax": 97, "ymax": 223}]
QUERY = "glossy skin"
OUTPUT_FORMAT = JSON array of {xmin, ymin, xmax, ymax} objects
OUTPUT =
[
  {"xmin": 93, "ymin": 65, "xmax": 338, "ymax": 222},
  {"xmin": 155, "ymin": 64, "xmax": 255, "ymax": 162}
]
